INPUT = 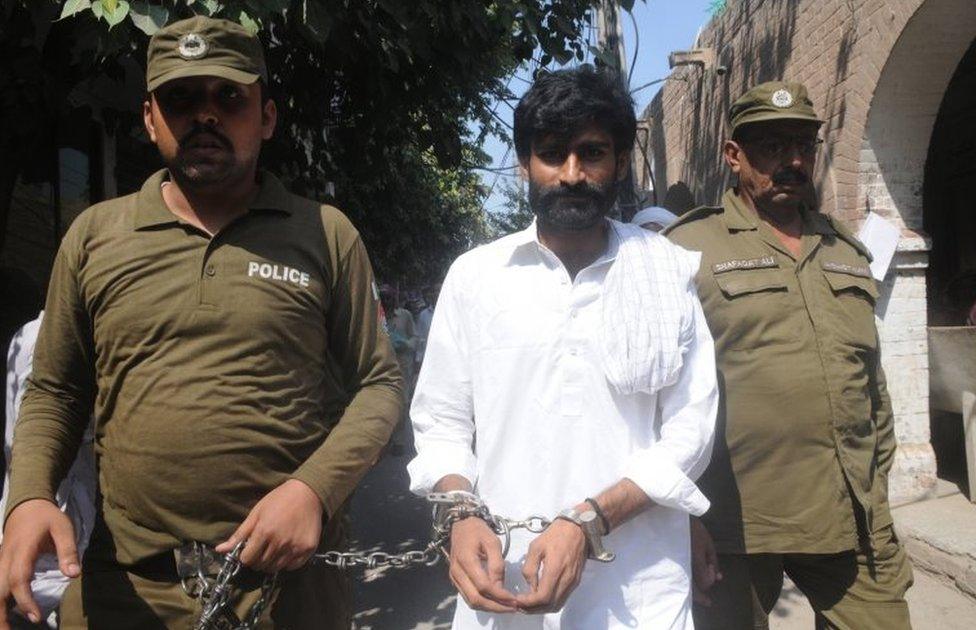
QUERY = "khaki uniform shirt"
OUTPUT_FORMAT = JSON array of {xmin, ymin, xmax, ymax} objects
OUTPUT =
[
  {"xmin": 666, "ymin": 190, "xmax": 896, "ymax": 554},
  {"xmin": 6, "ymin": 170, "xmax": 402, "ymax": 564}
]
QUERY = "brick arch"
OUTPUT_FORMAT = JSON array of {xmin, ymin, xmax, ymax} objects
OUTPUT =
[{"xmin": 858, "ymin": 0, "xmax": 976, "ymax": 233}]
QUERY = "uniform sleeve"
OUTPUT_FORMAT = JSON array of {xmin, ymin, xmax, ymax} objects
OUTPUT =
[
  {"xmin": 621, "ymin": 290, "xmax": 718, "ymax": 516},
  {"xmin": 871, "ymin": 339, "xmax": 897, "ymax": 477},
  {"xmin": 5, "ymin": 234, "xmax": 94, "ymax": 524},
  {"xmin": 291, "ymin": 235, "xmax": 403, "ymax": 518},
  {"xmin": 406, "ymin": 264, "xmax": 478, "ymax": 495}
]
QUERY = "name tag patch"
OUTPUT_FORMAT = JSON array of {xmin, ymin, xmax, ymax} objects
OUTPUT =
[
  {"xmin": 712, "ymin": 256, "xmax": 777, "ymax": 274},
  {"xmin": 247, "ymin": 261, "xmax": 311, "ymax": 288},
  {"xmin": 822, "ymin": 261, "xmax": 871, "ymax": 278}
]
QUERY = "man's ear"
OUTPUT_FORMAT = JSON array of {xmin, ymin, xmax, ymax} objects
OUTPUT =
[
  {"xmin": 723, "ymin": 140, "xmax": 743, "ymax": 174},
  {"xmin": 615, "ymin": 151, "xmax": 632, "ymax": 182},
  {"xmin": 261, "ymin": 98, "xmax": 277, "ymax": 141},
  {"xmin": 518, "ymin": 157, "xmax": 529, "ymax": 181},
  {"xmin": 143, "ymin": 98, "xmax": 157, "ymax": 143}
]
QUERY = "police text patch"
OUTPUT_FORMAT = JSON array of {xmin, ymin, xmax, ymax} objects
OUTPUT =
[
  {"xmin": 247, "ymin": 261, "xmax": 311, "ymax": 287},
  {"xmin": 713, "ymin": 256, "xmax": 777, "ymax": 274},
  {"xmin": 822, "ymin": 261, "xmax": 871, "ymax": 278}
]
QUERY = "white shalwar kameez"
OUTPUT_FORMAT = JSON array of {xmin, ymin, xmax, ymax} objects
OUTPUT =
[{"xmin": 408, "ymin": 220, "xmax": 718, "ymax": 629}]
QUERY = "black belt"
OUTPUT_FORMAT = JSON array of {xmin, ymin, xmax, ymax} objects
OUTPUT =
[{"xmin": 126, "ymin": 544, "xmax": 267, "ymax": 590}]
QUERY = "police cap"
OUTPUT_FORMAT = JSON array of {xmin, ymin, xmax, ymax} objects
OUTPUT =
[
  {"xmin": 146, "ymin": 16, "xmax": 267, "ymax": 92},
  {"xmin": 728, "ymin": 81, "xmax": 823, "ymax": 134}
]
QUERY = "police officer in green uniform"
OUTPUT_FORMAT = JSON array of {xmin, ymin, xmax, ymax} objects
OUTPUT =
[
  {"xmin": 0, "ymin": 16, "xmax": 402, "ymax": 629},
  {"xmin": 665, "ymin": 81, "xmax": 913, "ymax": 630}
]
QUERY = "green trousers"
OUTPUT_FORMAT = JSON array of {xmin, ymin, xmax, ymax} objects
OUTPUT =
[
  {"xmin": 59, "ymin": 559, "xmax": 351, "ymax": 630},
  {"xmin": 694, "ymin": 526, "xmax": 913, "ymax": 630}
]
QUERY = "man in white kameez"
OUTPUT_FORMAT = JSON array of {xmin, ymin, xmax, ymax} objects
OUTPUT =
[{"xmin": 408, "ymin": 67, "xmax": 719, "ymax": 629}]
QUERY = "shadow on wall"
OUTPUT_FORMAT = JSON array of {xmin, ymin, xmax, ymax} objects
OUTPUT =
[{"xmin": 678, "ymin": 0, "xmax": 802, "ymax": 207}]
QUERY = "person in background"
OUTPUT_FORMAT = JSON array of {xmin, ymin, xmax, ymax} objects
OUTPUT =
[
  {"xmin": 630, "ymin": 205, "xmax": 678, "ymax": 233},
  {"xmin": 414, "ymin": 285, "xmax": 438, "ymax": 368},
  {"xmin": 1, "ymin": 313, "xmax": 96, "ymax": 629}
]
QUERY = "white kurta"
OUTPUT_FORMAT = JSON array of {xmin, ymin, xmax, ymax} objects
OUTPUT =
[
  {"xmin": 408, "ymin": 221, "xmax": 718, "ymax": 629},
  {"xmin": 2, "ymin": 313, "xmax": 96, "ymax": 628}
]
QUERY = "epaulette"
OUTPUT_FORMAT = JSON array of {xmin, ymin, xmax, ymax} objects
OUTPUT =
[
  {"xmin": 826, "ymin": 214, "xmax": 874, "ymax": 262},
  {"xmin": 662, "ymin": 205, "xmax": 722, "ymax": 236}
]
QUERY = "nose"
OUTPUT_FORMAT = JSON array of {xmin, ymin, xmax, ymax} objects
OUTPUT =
[
  {"xmin": 193, "ymin": 96, "xmax": 220, "ymax": 127},
  {"xmin": 558, "ymin": 153, "xmax": 585, "ymax": 186}
]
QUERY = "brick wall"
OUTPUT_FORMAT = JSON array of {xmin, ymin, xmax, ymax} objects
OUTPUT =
[{"xmin": 643, "ymin": 0, "xmax": 976, "ymax": 504}]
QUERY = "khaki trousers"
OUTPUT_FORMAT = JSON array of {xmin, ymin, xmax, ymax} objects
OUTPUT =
[
  {"xmin": 694, "ymin": 526, "xmax": 913, "ymax": 630},
  {"xmin": 59, "ymin": 559, "xmax": 351, "ymax": 630}
]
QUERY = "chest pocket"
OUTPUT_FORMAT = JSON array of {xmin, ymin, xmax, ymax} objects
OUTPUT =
[
  {"xmin": 822, "ymin": 266, "xmax": 879, "ymax": 350},
  {"xmin": 714, "ymin": 269, "xmax": 788, "ymax": 298},
  {"xmin": 710, "ymin": 269, "xmax": 791, "ymax": 352}
]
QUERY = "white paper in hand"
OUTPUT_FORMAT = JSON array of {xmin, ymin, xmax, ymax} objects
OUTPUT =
[{"xmin": 857, "ymin": 212, "xmax": 900, "ymax": 281}]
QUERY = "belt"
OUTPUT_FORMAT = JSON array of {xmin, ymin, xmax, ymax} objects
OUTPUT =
[{"xmin": 126, "ymin": 542, "xmax": 266, "ymax": 590}]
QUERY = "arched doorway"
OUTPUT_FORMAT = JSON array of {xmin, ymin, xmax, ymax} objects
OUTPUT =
[
  {"xmin": 924, "ymin": 36, "xmax": 976, "ymax": 497},
  {"xmin": 860, "ymin": 0, "xmax": 976, "ymax": 503}
]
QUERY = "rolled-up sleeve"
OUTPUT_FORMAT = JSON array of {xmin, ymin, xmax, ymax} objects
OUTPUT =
[
  {"xmin": 407, "ymin": 264, "xmax": 478, "ymax": 495},
  {"xmin": 622, "ymin": 293, "xmax": 718, "ymax": 516}
]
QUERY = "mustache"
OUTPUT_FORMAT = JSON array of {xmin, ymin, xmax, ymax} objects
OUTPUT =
[
  {"xmin": 772, "ymin": 169, "xmax": 809, "ymax": 186},
  {"xmin": 535, "ymin": 181, "xmax": 607, "ymax": 205},
  {"xmin": 179, "ymin": 124, "xmax": 232, "ymax": 150}
]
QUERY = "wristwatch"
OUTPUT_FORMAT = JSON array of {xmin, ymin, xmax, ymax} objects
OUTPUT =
[{"xmin": 557, "ymin": 508, "xmax": 615, "ymax": 562}]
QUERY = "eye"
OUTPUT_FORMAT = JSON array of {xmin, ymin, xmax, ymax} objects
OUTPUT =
[
  {"xmin": 537, "ymin": 149, "xmax": 563, "ymax": 162},
  {"xmin": 581, "ymin": 146, "xmax": 607, "ymax": 160},
  {"xmin": 218, "ymin": 84, "xmax": 244, "ymax": 100}
]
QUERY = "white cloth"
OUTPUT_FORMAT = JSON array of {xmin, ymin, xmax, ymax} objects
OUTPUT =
[
  {"xmin": 598, "ymin": 221, "xmax": 701, "ymax": 397},
  {"xmin": 2, "ymin": 313, "xmax": 96, "ymax": 628},
  {"xmin": 630, "ymin": 206, "xmax": 678, "ymax": 230},
  {"xmin": 408, "ymin": 220, "xmax": 718, "ymax": 629}
]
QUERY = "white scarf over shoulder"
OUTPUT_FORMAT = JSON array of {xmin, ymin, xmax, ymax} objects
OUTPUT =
[{"xmin": 598, "ymin": 221, "xmax": 701, "ymax": 396}]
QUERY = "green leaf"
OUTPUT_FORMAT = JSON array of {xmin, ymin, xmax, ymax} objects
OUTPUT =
[
  {"xmin": 588, "ymin": 44, "xmax": 618, "ymax": 68},
  {"xmin": 238, "ymin": 10, "xmax": 260, "ymax": 34},
  {"xmin": 101, "ymin": 0, "xmax": 130, "ymax": 28},
  {"xmin": 129, "ymin": 1, "xmax": 169, "ymax": 35},
  {"xmin": 59, "ymin": 0, "xmax": 92, "ymax": 20},
  {"xmin": 102, "ymin": 0, "xmax": 118, "ymax": 13},
  {"xmin": 198, "ymin": 0, "xmax": 221, "ymax": 16}
]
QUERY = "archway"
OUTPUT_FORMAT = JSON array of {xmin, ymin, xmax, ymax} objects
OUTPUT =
[{"xmin": 859, "ymin": 0, "xmax": 976, "ymax": 503}]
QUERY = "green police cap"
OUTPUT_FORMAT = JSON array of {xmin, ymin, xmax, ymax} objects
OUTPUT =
[
  {"xmin": 728, "ymin": 81, "xmax": 823, "ymax": 133},
  {"xmin": 146, "ymin": 16, "xmax": 267, "ymax": 92}
]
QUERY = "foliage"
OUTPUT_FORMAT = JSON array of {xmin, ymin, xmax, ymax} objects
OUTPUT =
[
  {"xmin": 1, "ymin": 0, "xmax": 641, "ymax": 283},
  {"xmin": 488, "ymin": 179, "xmax": 535, "ymax": 238}
]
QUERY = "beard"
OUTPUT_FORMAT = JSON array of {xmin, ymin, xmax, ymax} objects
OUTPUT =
[
  {"xmin": 167, "ymin": 123, "xmax": 245, "ymax": 188},
  {"xmin": 528, "ymin": 177, "xmax": 618, "ymax": 231}
]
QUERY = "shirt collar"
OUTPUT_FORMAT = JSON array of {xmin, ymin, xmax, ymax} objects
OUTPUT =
[
  {"xmin": 722, "ymin": 188, "xmax": 833, "ymax": 235},
  {"xmin": 505, "ymin": 218, "xmax": 619, "ymax": 267},
  {"xmin": 134, "ymin": 168, "xmax": 293, "ymax": 230},
  {"xmin": 722, "ymin": 189, "xmax": 760, "ymax": 231}
]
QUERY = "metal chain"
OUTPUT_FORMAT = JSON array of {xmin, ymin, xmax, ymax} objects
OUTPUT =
[{"xmin": 194, "ymin": 492, "xmax": 553, "ymax": 630}]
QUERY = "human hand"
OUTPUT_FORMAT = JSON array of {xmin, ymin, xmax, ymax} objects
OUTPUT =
[
  {"xmin": 690, "ymin": 517, "xmax": 722, "ymax": 606},
  {"xmin": 216, "ymin": 479, "xmax": 323, "ymax": 573},
  {"xmin": 515, "ymin": 518, "xmax": 586, "ymax": 614},
  {"xmin": 0, "ymin": 499, "xmax": 80, "ymax": 629},
  {"xmin": 447, "ymin": 516, "xmax": 517, "ymax": 613}
]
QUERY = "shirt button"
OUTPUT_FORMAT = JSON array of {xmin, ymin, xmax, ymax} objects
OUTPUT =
[{"xmin": 205, "ymin": 264, "xmax": 216, "ymax": 277}]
